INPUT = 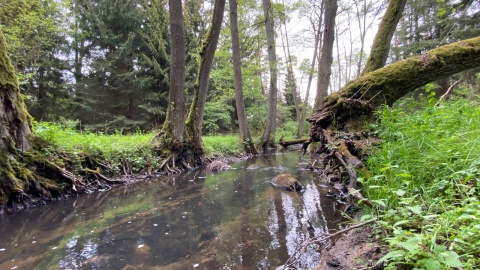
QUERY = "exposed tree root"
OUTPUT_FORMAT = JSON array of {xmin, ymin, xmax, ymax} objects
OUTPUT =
[
  {"xmin": 284, "ymin": 219, "xmax": 377, "ymax": 268},
  {"xmin": 46, "ymin": 161, "xmax": 87, "ymax": 192},
  {"xmin": 79, "ymin": 168, "xmax": 125, "ymax": 184},
  {"xmin": 305, "ymin": 128, "xmax": 377, "ymax": 210},
  {"xmin": 157, "ymin": 154, "xmax": 186, "ymax": 175}
]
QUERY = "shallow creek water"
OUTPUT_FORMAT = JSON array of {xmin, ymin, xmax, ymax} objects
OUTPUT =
[{"xmin": 0, "ymin": 151, "xmax": 345, "ymax": 269}]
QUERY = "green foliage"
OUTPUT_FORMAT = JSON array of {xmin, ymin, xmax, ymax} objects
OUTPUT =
[
  {"xmin": 203, "ymin": 135, "xmax": 242, "ymax": 154},
  {"xmin": 277, "ymin": 120, "xmax": 298, "ymax": 139},
  {"xmin": 203, "ymin": 101, "xmax": 234, "ymax": 135},
  {"xmin": 246, "ymin": 101, "xmax": 267, "ymax": 135},
  {"xmin": 366, "ymin": 98, "xmax": 480, "ymax": 269}
]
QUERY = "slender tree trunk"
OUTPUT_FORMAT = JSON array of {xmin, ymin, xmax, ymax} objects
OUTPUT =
[
  {"xmin": 297, "ymin": 20, "xmax": 322, "ymax": 138},
  {"xmin": 361, "ymin": 0, "xmax": 407, "ymax": 75},
  {"xmin": 186, "ymin": 0, "xmax": 226, "ymax": 157},
  {"xmin": 229, "ymin": 0, "xmax": 257, "ymax": 154},
  {"xmin": 279, "ymin": 4, "xmax": 300, "ymax": 124},
  {"xmin": 313, "ymin": 0, "xmax": 338, "ymax": 110},
  {"xmin": 260, "ymin": 0, "xmax": 278, "ymax": 150}
]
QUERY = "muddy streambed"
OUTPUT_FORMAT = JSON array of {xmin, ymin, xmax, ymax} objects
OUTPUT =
[{"xmin": 0, "ymin": 151, "xmax": 345, "ymax": 269}]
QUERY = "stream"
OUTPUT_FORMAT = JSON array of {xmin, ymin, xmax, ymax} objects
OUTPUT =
[{"xmin": 0, "ymin": 151, "xmax": 345, "ymax": 269}]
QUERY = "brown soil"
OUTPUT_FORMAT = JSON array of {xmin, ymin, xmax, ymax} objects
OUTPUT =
[{"xmin": 311, "ymin": 226, "xmax": 388, "ymax": 270}]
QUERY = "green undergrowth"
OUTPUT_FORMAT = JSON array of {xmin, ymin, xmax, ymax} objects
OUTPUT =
[
  {"xmin": 33, "ymin": 122, "xmax": 243, "ymax": 174},
  {"xmin": 362, "ymin": 98, "xmax": 480, "ymax": 269}
]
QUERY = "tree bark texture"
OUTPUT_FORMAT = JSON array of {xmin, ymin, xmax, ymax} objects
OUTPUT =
[
  {"xmin": 360, "ymin": 0, "xmax": 407, "ymax": 75},
  {"xmin": 0, "ymin": 27, "xmax": 32, "ymax": 153},
  {"xmin": 162, "ymin": 0, "xmax": 186, "ymax": 148},
  {"xmin": 186, "ymin": 0, "xmax": 226, "ymax": 157},
  {"xmin": 308, "ymin": 36, "xmax": 480, "ymax": 132},
  {"xmin": 313, "ymin": 0, "xmax": 338, "ymax": 110},
  {"xmin": 229, "ymin": 0, "xmax": 257, "ymax": 154},
  {"xmin": 260, "ymin": 0, "xmax": 278, "ymax": 150}
]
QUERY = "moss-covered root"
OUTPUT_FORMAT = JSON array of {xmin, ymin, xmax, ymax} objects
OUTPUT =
[{"xmin": 0, "ymin": 152, "xmax": 67, "ymax": 212}]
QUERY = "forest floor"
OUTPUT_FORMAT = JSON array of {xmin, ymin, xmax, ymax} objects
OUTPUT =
[{"xmin": 312, "ymin": 225, "xmax": 387, "ymax": 270}]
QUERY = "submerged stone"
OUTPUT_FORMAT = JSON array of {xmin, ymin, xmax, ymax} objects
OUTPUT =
[{"xmin": 270, "ymin": 173, "xmax": 302, "ymax": 191}]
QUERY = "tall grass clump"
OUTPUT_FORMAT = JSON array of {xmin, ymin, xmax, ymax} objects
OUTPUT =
[{"xmin": 364, "ymin": 99, "xmax": 480, "ymax": 269}]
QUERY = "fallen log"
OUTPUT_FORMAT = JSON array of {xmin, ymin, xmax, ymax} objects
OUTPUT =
[
  {"xmin": 304, "ymin": 37, "xmax": 480, "ymax": 209},
  {"xmin": 278, "ymin": 136, "xmax": 309, "ymax": 148}
]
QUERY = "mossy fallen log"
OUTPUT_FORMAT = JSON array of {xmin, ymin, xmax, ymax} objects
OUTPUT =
[
  {"xmin": 308, "ymin": 36, "xmax": 480, "ymax": 131},
  {"xmin": 306, "ymin": 37, "xmax": 480, "ymax": 210}
]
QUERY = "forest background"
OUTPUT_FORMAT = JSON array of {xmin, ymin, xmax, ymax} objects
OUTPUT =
[{"xmin": 4, "ymin": 0, "xmax": 477, "ymax": 138}]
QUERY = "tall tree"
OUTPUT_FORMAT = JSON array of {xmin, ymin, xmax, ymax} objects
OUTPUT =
[
  {"xmin": 279, "ymin": 2, "xmax": 300, "ymax": 124},
  {"xmin": 185, "ymin": 0, "xmax": 226, "ymax": 159},
  {"xmin": 352, "ymin": 0, "xmax": 385, "ymax": 78},
  {"xmin": 159, "ymin": 0, "xmax": 186, "ymax": 155},
  {"xmin": 229, "ymin": 0, "xmax": 257, "ymax": 154},
  {"xmin": 260, "ymin": 0, "xmax": 278, "ymax": 150},
  {"xmin": 298, "ymin": 20, "xmax": 322, "ymax": 138},
  {"xmin": 296, "ymin": 0, "xmax": 324, "ymax": 137},
  {"xmin": 0, "ymin": 0, "xmax": 68, "ymax": 121},
  {"xmin": 313, "ymin": 0, "xmax": 338, "ymax": 110},
  {"xmin": 0, "ymin": 27, "xmax": 33, "ymax": 153},
  {"xmin": 0, "ymin": 26, "xmax": 34, "ymax": 207},
  {"xmin": 68, "ymin": 0, "xmax": 158, "ymax": 132},
  {"xmin": 360, "ymin": 0, "xmax": 407, "ymax": 75},
  {"xmin": 138, "ymin": 0, "xmax": 171, "ymax": 129}
]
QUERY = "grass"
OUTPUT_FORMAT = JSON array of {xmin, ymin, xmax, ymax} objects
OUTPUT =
[
  {"xmin": 363, "ymin": 98, "xmax": 480, "ymax": 269},
  {"xmin": 33, "ymin": 122, "xmax": 243, "ymax": 174}
]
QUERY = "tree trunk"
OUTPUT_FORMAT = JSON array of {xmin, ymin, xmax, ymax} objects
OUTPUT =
[
  {"xmin": 309, "ymin": 36, "xmax": 480, "ymax": 131},
  {"xmin": 260, "ymin": 0, "xmax": 278, "ymax": 151},
  {"xmin": 313, "ymin": 0, "xmax": 338, "ymax": 110},
  {"xmin": 0, "ymin": 29, "xmax": 33, "ymax": 154},
  {"xmin": 185, "ymin": 0, "xmax": 226, "ymax": 158},
  {"xmin": 279, "ymin": 7, "xmax": 300, "ymax": 124},
  {"xmin": 298, "ymin": 6, "xmax": 323, "ymax": 138},
  {"xmin": 229, "ymin": 0, "xmax": 257, "ymax": 155},
  {"xmin": 159, "ymin": 0, "xmax": 186, "ymax": 153},
  {"xmin": 360, "ymin": 0, "xmax": 407, "ymax": 75}
]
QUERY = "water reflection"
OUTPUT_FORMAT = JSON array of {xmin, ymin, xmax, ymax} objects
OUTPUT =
[{"xmin": 0, "ymin": 151, "xmax": 345, "ymax": 269}]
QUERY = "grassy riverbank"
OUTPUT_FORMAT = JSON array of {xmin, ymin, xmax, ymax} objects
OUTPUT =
[
  {"xmin": 34, "ymin": 122, "xmax": 243, "ymax": 175},
  {"xmin": 363, "ymin": 98, "xmax": 480, "ymax": 269}
]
